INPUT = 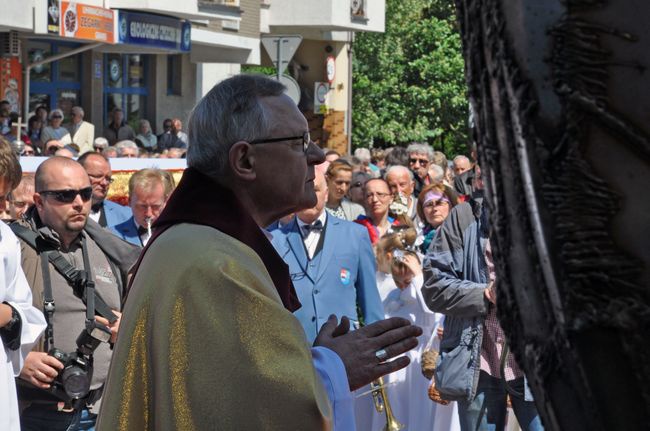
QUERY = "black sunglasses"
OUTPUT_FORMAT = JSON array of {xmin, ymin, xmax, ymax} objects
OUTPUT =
[
  {"xmin": 249, "ymin": 132, "xmax": 311, "ymax": 153},
  {"xmin": 40, "ymin": 187, "xmax": 93, "ymax": 203}
]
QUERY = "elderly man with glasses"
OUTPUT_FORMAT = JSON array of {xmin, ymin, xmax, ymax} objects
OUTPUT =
[
  {"xmin": 77, "ymin": 152, "xmax": 132, "ymax": 229},
  {"xmin": 11, "ymin": 157, "xmax": 140, "ymax": 431},
  {"xmin": 406, "ymin": 142, "xmax": 435, "ymax": 198},
  {"xmin": 97, "ymin": 74, "xmax": 421, "ymax": 431}
]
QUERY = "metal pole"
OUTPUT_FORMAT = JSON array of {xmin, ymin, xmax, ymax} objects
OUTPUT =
[
  {"xmin": 22, "ymin": 42, "xmax": 103, "ymax": 118},
  {"xmin": 276, "ymin": 39, "xmax": 282, "ymax": 81},
  {"xmin": 347, "ymin": 32, "xmax": 354, "ymax": 155},
  {"xmin": 23, "ymin": 67, "xmax": 30, "ymax": 122}
]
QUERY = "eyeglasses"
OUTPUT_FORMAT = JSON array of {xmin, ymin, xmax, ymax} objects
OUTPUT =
[
  {"xmin": 88, "ymin": 173, "xmax": 114, "ymax": 184},
  {"xmin": 249, "ymin": 131, "xmax": 311, "ymax": 153},
  {"xmin": 424, "ymin": 199, "xmax": 450, "ymax": 208},
  {"xmin": 9, "ymin": 200, "xmax": 28, "ymax": 208},
  {"xmin": 365, "ymin": 192, "xmax": 392, "ymax": 201},
  {"xmin": 39, "ymin": 187, "xmax": 93, "ymax": 203},
  {"xmin": 51, "ymin": 116, "xmax": 63, "ymax": 120},
  {"xmin": 409, "ymin": 158, "xmax": 429, "ymax": 166}
]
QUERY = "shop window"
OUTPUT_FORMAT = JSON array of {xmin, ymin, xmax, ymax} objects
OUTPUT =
[
  {"xmin": 129, "ymin": 55, "xmax": 145, "ymax": 88},
  {"xmin": 104, "ymin": 54, "xmax": 149, "ymax": 130},
  {"xmin": 27, "ymin": 41, "xmax": 81, "ymax": 118},
  {"xmin": 28, "ymin": 43, "xmax": 52, "ymax": 83},
  {"xmin": 58, "ymin": 47, "xmax": 80, "ymax": 82},
  {"xmin": 106, "ymin": 54, "xmax": 123, "ymax": 89},
  {"xmin": 167, "ymin": 55, "xmax": 182, "ymax": 96}
]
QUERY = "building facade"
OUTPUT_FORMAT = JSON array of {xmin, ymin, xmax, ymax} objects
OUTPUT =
[{"xmin": 0, "ymin": 0, "xmax": 384, "ymax": 151}]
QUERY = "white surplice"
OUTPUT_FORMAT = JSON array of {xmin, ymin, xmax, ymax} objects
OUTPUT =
[
  {"xmin": 0, "ymin": 221, "xmax": 47, "ymax": 431},
  {"xmin": 356, "ymin": 271, "xmax": 460, "ymax": 431}
]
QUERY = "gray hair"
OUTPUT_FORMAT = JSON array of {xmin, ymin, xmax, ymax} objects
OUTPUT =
[
  {"xmin": 353, "ymin": 148, "xmax": 372, "ymax": 164},
  {"xmin": 406, "ymin": 142, "xmax": 433, "ymax": 160},
  {"xmin": 139, "ymin": 119, "xmax": 151, "ymax": 130},
  {"xmin": 115, "ymin": 140, "xmax": 140, "ymax": 156},
  {"xmin": 187, "ymin": 74, "xmax": 286, "ymax": 180},
  {"xmin": 429, "ymin": 164, "xmax": 445, "ymax": 182},
  {"xmin": 453, "ymin": 155, "xmax": 470, "ymax": 165},
  {"xmin": 384, "ymin": 164, "xmax": 414, "ymax": 181},
  {"xmin": 49, "ymin": 109, "xmax": 64, "ymax": 120},
  {"xmin": 94, "ymin": 137, "xmax": 109, "ymax": 149},
  {"xmin": 72, "ymin": 106, "xmax": 84, "ymax": 117}
]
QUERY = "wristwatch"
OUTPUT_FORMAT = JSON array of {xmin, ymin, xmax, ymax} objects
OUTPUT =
[
  {"xmin": 1, "ymin": 301, "xmax": 21, "ymax": 350},
  {"xmin": 2, "ymin": 302, "xmax": 20, "ymax": 331}
]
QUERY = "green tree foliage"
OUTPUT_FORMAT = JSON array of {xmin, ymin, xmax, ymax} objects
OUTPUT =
[{"xmin": 352, "ymin": 0, "xmax": 470, "ymax": 156}]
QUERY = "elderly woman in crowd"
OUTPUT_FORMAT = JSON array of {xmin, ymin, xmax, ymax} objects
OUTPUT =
[
  {"xmin": 115, "ymin": 140, "xmax": 139, "ymax": 158},
  {"xmin": 135, "ymin": 119, "xmax": 158, "ymax": 152},
  {"xmin": 40, "ymin": 109, "xmax": 71, "ymax": 145},
  {"xmin": 325, "ymin": 160, "xmax": 365, "ymax": 221},
  {"xmin": 417, "ymin": 183, "xmax": 459, "ymax": 253}
]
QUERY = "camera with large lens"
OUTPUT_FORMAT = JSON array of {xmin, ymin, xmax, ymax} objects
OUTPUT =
[{"xmin": 47, "ymin": 320, "xmax": 111, "ymax": 401}]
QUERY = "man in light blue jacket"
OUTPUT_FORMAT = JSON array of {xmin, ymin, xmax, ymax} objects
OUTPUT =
[{"xmin": 270, "ymin": 170, "xmax": 384, "ymax": 343}]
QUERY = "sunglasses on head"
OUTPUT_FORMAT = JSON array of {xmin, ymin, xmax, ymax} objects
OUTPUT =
[{"xmin": 39, "ymin": 187, "xmax": 93, "ymax": 203}]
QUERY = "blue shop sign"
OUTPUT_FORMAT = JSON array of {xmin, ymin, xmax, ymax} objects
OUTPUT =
[{"xmin": 118, "ymin": 11, "xmax": 191, "ymax": 52}]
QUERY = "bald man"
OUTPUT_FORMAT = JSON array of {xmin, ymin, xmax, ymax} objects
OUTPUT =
[
  {"xmin": 11, "ymin": 157, "xmax": 139, "ymax": 430},
  {"xmin": 385, "ymin": 165, "xmax": 418, "ymax": 220}
]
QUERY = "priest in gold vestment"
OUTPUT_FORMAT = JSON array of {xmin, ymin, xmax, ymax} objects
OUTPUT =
[{"xmin": 97, "ymin": 75, "xmax": 421, "ymax": 430}]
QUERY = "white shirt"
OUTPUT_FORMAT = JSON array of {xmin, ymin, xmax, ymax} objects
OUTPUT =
[
  {"xmin": 0, "ymin": 221, "xmax": 47, "ymax": 431},
  {"xmin": 135, "ymin": 222, "xmax": 152, "ymax": 246},
  {"xmin": 297, "ymin": 211, "xmax": 327, "ymax": 259},
  {"xmin": 89, "ymin": 208, "xmax": 101, "ymax": 223}
]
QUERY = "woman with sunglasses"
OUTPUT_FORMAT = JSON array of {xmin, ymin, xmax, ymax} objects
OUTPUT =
[
  {"xmin": 416, "ymin": 183, "xmax": 459, "ymax": 254},
  {"xmin": 40, "ymin": 109, "xmax": 71, "ymax": 146}
]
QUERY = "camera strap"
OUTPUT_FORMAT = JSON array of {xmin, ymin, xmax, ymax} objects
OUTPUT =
[
  {"xmin": 10, "ymin": 224, "xmax": 118, "ymax": 350},
  {"xmin": 39, "ymin": 252, "xmax": 55, "ymax": 352}
]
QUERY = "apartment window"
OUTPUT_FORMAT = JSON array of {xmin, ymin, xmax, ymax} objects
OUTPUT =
[{"xmin": 167, "ymin": 55, "xmax": 182, "ymax": 96}]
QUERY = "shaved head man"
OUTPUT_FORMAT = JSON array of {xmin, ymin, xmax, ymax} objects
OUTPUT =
[
  {"xmin": 15, "ymin": 156, "xmax": 139, "ymax": 429},
  {"xmin": 34, "ymin": 157, "xmax": 92, "ymax": 247}
]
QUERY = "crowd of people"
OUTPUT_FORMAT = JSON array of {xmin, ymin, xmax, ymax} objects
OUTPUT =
[
  {"xmin": 0, "ymin": 101, "xmax": 188, "ymax": 160},
  {"xmin": 0, "ymin": 74, "xmax": 542, "ymax": 431}
]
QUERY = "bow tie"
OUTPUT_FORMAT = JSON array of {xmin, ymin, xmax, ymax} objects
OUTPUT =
[
  {"xmin": 302, "ymin": 220, "xmax": 323, "ymax": 234},
  {"xmin": 137, "ymin": 225, "xmax": 149, "ymax": 236}
]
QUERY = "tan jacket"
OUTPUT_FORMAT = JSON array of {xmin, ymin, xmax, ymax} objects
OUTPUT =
[{"xmin": 69, "ymin": 121, "xmax": 95, "ymax": 154}]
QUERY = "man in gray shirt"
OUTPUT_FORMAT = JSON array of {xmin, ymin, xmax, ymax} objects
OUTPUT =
[{"xmin": 13, "ymin": 157, "xmax": 140, "ymax": 431}]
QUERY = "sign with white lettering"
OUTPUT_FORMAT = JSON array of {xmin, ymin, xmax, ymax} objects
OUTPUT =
[
  {"xmin": 59, "ymin": 1, "xmax": 115, "ymax": 43},
  {"xmin": 117, "ymin": 11, "xmax": 191, "ymax": 52}
]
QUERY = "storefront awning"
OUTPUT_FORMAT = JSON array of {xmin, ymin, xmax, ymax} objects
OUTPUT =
[{"xmin": 190, "ymin": 28, "xmax": 259, "ymax": 64}]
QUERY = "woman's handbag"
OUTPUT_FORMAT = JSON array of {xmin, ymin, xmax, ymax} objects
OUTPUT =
[{"xmin": 421, "ymin": 326, "xmax": 450, "ymax": 405}]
